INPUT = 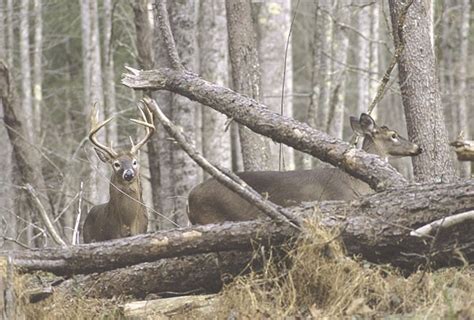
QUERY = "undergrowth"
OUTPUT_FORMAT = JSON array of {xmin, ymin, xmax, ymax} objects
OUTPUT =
[
  {"xmin": 14, "ymin": 220, "xmax": 474, "ymax": 319},
  {"xmin": 215, "ymin": 220, "xmax": 474, "ymax": 319}
]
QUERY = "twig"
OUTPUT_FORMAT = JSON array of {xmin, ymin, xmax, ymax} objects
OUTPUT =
[
  {"xmin": 279, "ymin": 0, "xmax": 300, "ymax": 171},
  {"xmin": 25, "ymin": 184, "xmax": 67, "ymax": 247},
  {"xmin": 72, "ymin": 181, "xmax": 84, "ymax": 245},
  {"xmin": 143, "ymin": 97, "xmax": 300, "ymax": 229},
  {"xmin": 410, "ymin": 210, "xmax": 474, "ymax": 238},
  {"xmin": 155, "ymin": 0, "xmax": 183, "ymax": 70}
]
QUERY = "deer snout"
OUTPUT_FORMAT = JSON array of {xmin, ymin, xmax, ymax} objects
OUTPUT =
[
  {"xmin": 123, "ymin": 169, "xmax": 135, "ymax": 181},
  {"xmin": 412, "ymin": 145, "xmax": 422, "ymax": 156}
]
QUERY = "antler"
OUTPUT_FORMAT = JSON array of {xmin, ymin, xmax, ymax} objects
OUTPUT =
[
  {"xmin": 89, "ymin": 103, "xmax": 118, "ymax": 158},
  {"xmin": 130, "ymin": 99, "xmax": 155, "ymax": 154}
]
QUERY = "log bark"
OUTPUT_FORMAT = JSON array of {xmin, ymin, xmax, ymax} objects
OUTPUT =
[
  {"xmin": 121, "ymin": 67, "xmax": 406, "ymax": 192},
  {"xmin": 451, "ymin": 139, "xmax": 474, "ymax": 161},
  {"xmin": 5, "ymin": 180, "xmax": 474, "ymax": 276},
  {"xmin": 59, "ymin": 250, "xmax": 259, "ymax": 299}
]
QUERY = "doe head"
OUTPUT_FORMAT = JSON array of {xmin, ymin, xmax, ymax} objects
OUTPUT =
[{"xmin": 350, "ymin": 113, "xmax": 422, "ymax": 158}]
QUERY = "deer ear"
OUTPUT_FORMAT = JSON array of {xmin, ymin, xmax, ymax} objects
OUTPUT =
[
  {"xmin": 94, "ymin": 147, "xmax": 112, "ymax": 163},
  {"xmin": 350, "ymin": 116, "xmax": 363, "ymax": 136},
  {"xmin": 358, "ymin": 113, "xmax": 376, "ymax": 134}
]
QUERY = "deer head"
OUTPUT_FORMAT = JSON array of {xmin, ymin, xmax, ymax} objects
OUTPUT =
[
  {"xmin": 83, "ymin": 101, "xmax": 155, "ymax": 243},
  {"xmin": 350, "ymin": 113, "xmax": 422, "ymax": 159}
]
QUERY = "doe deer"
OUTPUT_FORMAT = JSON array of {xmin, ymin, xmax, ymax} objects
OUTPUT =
[
  {"xmin": 83, "ymin": 102, "xmax": 155, "ymax": 243},
  {"xmin": 188, "ymin": 113, "xmax": 422, "ymax": 225}
]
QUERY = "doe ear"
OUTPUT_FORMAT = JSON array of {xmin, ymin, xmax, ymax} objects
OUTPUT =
[
  {"xmin": 94, "ymin": 147, "xmax": 112, "ymax": 163},
  {"xmin": 350, "ymin": 116, "xmax": 364, "ymax": 136},
  {"xmin": 358, "ymin": 113, "xmax": 377, "ymax": 134}
]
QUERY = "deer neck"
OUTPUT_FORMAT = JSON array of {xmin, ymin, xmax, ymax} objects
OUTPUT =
[
  {"xmin": 361, "ymin": 135, "xmax": 388, "ymax": 162},
  {"xmin": 107, "ymin": 176, "xmax": 144, "ymax": 223}
]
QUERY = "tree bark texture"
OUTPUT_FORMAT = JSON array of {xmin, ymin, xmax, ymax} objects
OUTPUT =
[
  {"xmin": 226, "ymin": 0, "xmax": 273, "ymax": 171},
  {"xmin": 256, "ymin": 0, "xmax": 294, "ymax": 170},
  {"xmin": 167, "ymin": 0, "xmax": 200, "ymax": 226},
  {"xmin": 327, "ymin": 0, "xmax": 349, "ymax": 140},
  {"xmin": 388, "ymin": 0, "xmax": 455, "ymax": 183},
  {"xmin": 60, "ymin": 251, "xmax": 258, "ymax": 299},
  {"xmin": 456, "ymin": 0, "xmax": 471, "ymax": 177},
  {"xmin": 198, "ymin": 0, "xmax": 232, "ymax": 178},
  {"xmin": 121, "ymin": 67, "xmax": 407, "ymax": 192},
  {"xmin": 7, "ymin": 179, "xmax": 474, "ymax": 276},
  {"xmin": 20, "ymin": 0, "xmax": 33, "ymax": 141}
]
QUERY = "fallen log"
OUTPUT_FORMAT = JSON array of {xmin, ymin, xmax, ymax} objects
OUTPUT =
[
  {"xmin": 3, "ymin": 180, "xmax": 474, "ymax": 275},
  {"xmin": 59, "ymin": 250, "xmax": 260, "ymax": 299}
]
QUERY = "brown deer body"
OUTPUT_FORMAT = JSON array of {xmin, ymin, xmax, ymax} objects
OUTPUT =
[
  {"xmin": 188, "ymin": 114, "xmax": 422, "ymax": 225},
  {"xmin": 83, "ymin": 102, "xmax": 155, "ymax": 243}
]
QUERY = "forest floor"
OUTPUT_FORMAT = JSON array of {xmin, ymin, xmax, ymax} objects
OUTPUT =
[{"xmin": 17, "ymin": 223, "xmax": 474, "ymax": 319}]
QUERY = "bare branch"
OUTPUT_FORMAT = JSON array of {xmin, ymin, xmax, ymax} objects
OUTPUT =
[
  {"xmin": 411, "ymin": 210, "xmax": 474, "ymax": 238},
  {"xmin": 155, "ymin": 0, "xmax": 183, "ymax": 70},
  {"xmin": 25, "ymin": 184, "xmax": 67, "ymax": 247}
]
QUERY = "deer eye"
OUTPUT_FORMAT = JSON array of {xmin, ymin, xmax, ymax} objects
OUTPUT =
[
  {"xmin": 132, "ymin": 159, "xmax": 138, "ymax": 167},
  {"xmin": 391, "ymin": 133, "xmax": 397, "ymax": 139},
  {"xmin": 113, "ymin": 161, "xmax": 121, "ymax": 169}
]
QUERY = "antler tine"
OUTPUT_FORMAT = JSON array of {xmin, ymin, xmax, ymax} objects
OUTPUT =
[
  {"xmin": 130, "ymin": 100, "xmax": 156, "ymax": 154},
  {"xmin": 88, "ymin": 103, "xmax": 118, "ymax": 158}
]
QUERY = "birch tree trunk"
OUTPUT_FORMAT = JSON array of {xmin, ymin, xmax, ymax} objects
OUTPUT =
[
  {"xmin": 388, "ymin": 0, "xmax": 455, "ymax": 183},
  {"xmin": 456, "ymin": 0, "xmax": 471, "ymax": 178},
  {"xmin": 226, "ymin": 0, "xmax": 273, "ymax": 171},
  {"xmin": 256, "ymin": 0, "xmax": 294, "ymax": 170},
  {"xmin": 198, "ymin": 0, "xmax": 232, "ymax": 179}
]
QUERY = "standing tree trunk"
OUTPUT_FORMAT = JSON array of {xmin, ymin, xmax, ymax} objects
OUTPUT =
[
  {"xmin": 456, "ymin": 0, "xmax": 471, "ymax": 178},
  {"xmin": 388, "ymin": 0, "xmax": 455, "ymax": 182},
  {"xmin": 369, "ymin": 1, "xmax": 380, "ymax": 113},
  {"xmin": 20, "ymin": 0, "xmax": 33, "ymax": 141},
  {"xmin": 356, "ymin": 3, "xmax": 371, "ymax": 116},
  {"xmin": 226, "ymin": 0, "xmax": 273, "ymax": 171},
  {"xmin": 80, "ymin": 0, "xmax": 108, "ymax": 204},
  {"xmin": 6, "ymin": 0, "xmax": 13, "ymax": 68},
  {"xmin": 132, "ymin": 0, "xmax": 156, "ymax": 230},
  {"xmin": 198, "ymin": 0, "xmax": 232, "ymax": 178},
  {"xmin": 256, "ymin": 0, "xmax": 294, "ymax": 170},
  {"xmin": 167, "ymin": 0, "xmax": 200, "ymax": 226},
  {"xmin": 32, "ymin": 0, "xmax": 42, "ymax": 135},
  {"xmin": 103, "ymin": 0, "xmax": 117, "ymax": 145},
  {"xmin": 150, "ymin": 3, "xmax": 175, "ymax": 230},
  {"xmin": 327, "ymin": 0, "xmax": 349, "ymax": 140},
  {"xmin": 316, "ymin": 0, "xmax": 333, "ymax": 134}
]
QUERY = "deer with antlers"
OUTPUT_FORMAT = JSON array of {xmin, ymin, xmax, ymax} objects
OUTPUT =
[{"xmin": 83, "ymin": 101, "xmax": 155, "ymax": 243}]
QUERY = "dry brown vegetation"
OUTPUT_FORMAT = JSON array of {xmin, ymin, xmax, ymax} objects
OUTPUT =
[{"xmin": 17, "ymin": 221, "xmax": 474, "ymax": 319}]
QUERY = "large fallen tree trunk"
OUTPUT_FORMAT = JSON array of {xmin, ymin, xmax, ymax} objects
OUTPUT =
[
  {"xmin": 5, "ymin": 180, "xmax": 474, "ymax": 278},
  {"xmin": 59, "ymin": 251, "xmax": 259, "ymax": 299}
]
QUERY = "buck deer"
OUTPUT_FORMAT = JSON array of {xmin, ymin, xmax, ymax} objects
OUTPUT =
[
  {"xmin": 83, "ymin": 102, "xmax": 155, "ymax": 243},
  {"xmin": 188, "ymin": 113, "xmax": 422, "ymax": 225}
]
